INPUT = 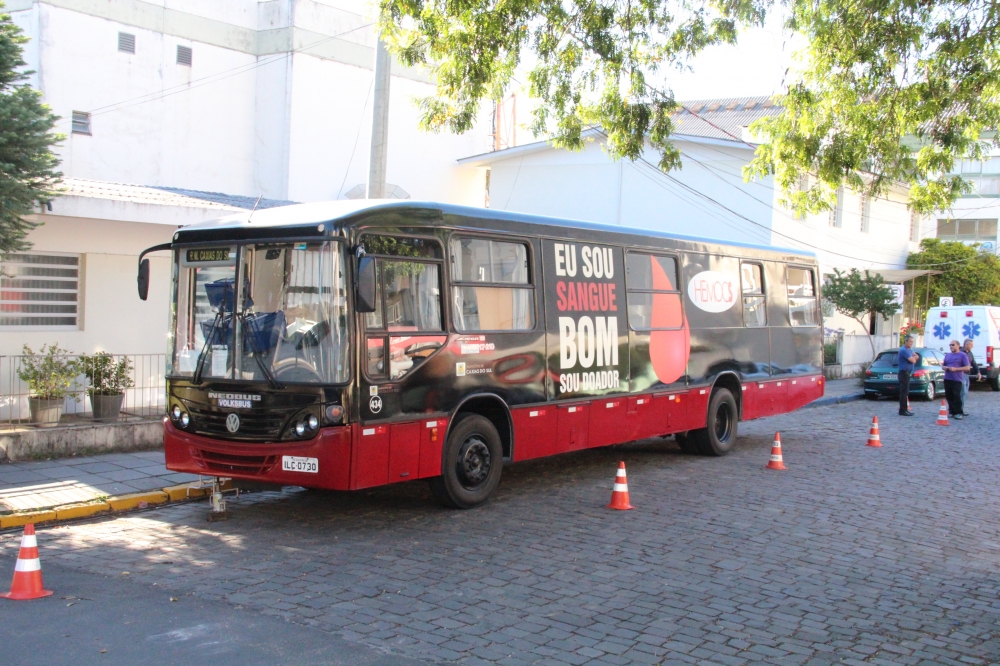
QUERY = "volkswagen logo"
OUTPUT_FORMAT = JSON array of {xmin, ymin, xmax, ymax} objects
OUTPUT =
[{"xmin": 225, "ymin": 413, "xmax": 240, "ymax": 433}]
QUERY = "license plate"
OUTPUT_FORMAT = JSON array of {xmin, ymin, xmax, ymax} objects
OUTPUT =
[
  {"xmin": 883, "ymin": 374, "xmax": 895, "ymax": 380},
  {"xmin": 282, "ymin": 456, "xmax": 318, "ymax": 473}
]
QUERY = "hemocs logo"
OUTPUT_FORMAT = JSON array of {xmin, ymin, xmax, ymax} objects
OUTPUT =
[{"xmin": 687, "ymin": 271, "xmax": 738, "ymax": 313}]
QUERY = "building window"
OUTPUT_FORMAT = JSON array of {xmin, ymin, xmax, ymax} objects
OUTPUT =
[
  {"xmin": 0, "ymin": 254, "xmax": 80, "ymax": 328},
  {"xmin": 71, "ymin": 111, "xmax": 91, "ymax": 135},
  {"xmin": 860, "ymin": 194, "xmax": 870, "ymax": 233},
  {"xmin": 625, "ymin": 252, "xmax": 683, "ymax": 330},
  {"xmin": 937, "ymin": 218, "xmax": 998, "ymax": 242},
  {"xmin": 450, "ymin": 237, "xmax": 534, "ymax": 331},
  {"xmin": 118, "ymin": 32, "xmax": 135, "ymax": 54},
  {"xmin": 829, "ymin": 186, "xmax": 844, "ymax": 228},
  {"xmin": 176, "ymin": 45, "xmax": 192, "ymax": 66}
]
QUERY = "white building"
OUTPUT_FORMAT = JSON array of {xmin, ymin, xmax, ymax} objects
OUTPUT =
[
  {"xmin": 2, "ymin": 0, "xmax": 493, "ymax": 359},
  {"xmin": 933, "ymin": 157, "xmax": 1000, "ymax": 254},
  {"xmin": 459, "ymin": 96, "xmax": 931, "ymax": 340}
]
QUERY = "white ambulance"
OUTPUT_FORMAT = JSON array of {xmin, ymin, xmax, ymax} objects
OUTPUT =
[{"xmin": 924, "ymin": 305, "xmax": 1000, "ymax": 390}]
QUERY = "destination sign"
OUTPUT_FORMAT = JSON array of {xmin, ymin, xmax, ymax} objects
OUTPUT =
[
  {"xmin": 186, "ymin": 248, "xmax": 232, "ymax": 263},
  {"xmin": 180, "ymin": 247, "xmax": 236, "ymax": 267}
]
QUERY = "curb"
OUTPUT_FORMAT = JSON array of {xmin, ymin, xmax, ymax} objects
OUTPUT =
[
  {"xmin": 0, "ymin": 481, "xmax": 227, "ymax": 530},
  {"xmin": 806, "ymin": 392, "xmax": 865, "ymax": 408}
]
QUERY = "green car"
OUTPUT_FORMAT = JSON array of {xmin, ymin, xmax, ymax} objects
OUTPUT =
[{"xmin": 863, "ymin": 347, "xmax": 945, "ymax": 401}]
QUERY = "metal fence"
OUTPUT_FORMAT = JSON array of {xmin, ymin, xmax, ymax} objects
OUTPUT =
[{"xmin": 0, "ymin": 353, "xmax": 166, "ymax": 428}]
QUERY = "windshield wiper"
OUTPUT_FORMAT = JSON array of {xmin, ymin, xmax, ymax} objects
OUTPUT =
[
  {"xmin": 193, "ymin": 310, "xmax": 223, "ymax": 385},
  {"xmin": 238, "ymin": 311, "xmax": 283, "ymax": 390}
]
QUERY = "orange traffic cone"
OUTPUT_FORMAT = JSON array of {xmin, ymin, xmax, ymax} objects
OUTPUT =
[
  {"xmin": 936, "ymin": 400, "xmax": 949, "ymax": 426},
  {"xmin": 866, "ymin": 416, "xmax": 882, "ymax": 448},
  {"xmin": 607, "ymin": 462, "xmax": 634, "ymax": 510},
  {"xmin": 907, "ymin": 396, "xmax": 912, "ymax": 412},
  {"xmin": 0, "ymin": 524, "xmax": 52, "ymax": 600},
  {"xmin": 766, "ymin": 433, "xmax": 787, "ymax": 470}
]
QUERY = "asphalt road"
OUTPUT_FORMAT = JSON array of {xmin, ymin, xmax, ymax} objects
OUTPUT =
[{"xmin": 0, "ymin": 559, "xmax": 425, "ymax": 666}]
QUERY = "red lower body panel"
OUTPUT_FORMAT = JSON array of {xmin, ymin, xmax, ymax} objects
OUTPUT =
[
  {"xmin": 163, "ymin": 417, "xmax": 447, "ymax": 491},
  {"xmin": 165, "ymin": 376, "xmax": 824, "ymax": 490}
]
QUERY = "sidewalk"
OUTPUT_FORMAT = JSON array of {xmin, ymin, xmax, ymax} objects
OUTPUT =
[
  {"xmin": 0, "ymin": 451, "xmax": 203, "ymax": 528},
  {"xmin": 807, "ymin": 378, "xmax": 864, "ymax": 408}
]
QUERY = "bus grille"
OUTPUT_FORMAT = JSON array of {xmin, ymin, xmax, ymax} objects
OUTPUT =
[
  {"xmin": 193, "ymin": 449, "xmax": 278, "ymax": 475},
  {"xmin": 187, "ymin": 405, "xmax": 293, "ymax": 442}
]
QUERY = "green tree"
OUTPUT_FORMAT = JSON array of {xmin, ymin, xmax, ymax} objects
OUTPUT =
[
  {"xmin": 379, "ymin": 0, "xmax": 999, "ymax": 214},
  {"xmin": 907, "ymin": 239, "xmax": 1000, "ymax": 308},
  {"xmin": 823, "ymin": 269, "xmax": 901, "ymax": 359},
  {"xmin": 0, "ymin": 2, "xmax": 61, "ymax": 253}
]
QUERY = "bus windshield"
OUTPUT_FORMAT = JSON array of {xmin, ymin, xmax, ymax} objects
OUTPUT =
[{"xmin": 170, "ymin": 241, "xmax": 350, "ymax": 384}]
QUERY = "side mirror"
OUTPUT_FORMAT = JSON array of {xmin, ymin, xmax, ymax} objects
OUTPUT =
[
  {"xmin": 356, "ymin": 256, "xmax": 377, "ymax": 313},
  {"xmin": 137, "ymin": 258, "xmax": 150, "ymax": 301}
]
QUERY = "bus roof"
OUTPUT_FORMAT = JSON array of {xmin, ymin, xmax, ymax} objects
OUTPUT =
[{"xmin": 175, "ymin": 199, "xmax": 816, "ymax": 260}]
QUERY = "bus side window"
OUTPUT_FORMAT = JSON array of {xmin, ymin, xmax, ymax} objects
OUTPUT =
[
  {"xmin": 449, "ymin": 237, "xmax": 534, "ymax": 332},
  {"xmin": 740, "ymin": 262, "xmax": 766, "ymax": 327},
  {"xmin": 625, "ymin": 252, "xmax": 682, "ymax": 330},
  {"xmin": 787, "ymin": 266, "xmax": 818, "ymax": 326}
]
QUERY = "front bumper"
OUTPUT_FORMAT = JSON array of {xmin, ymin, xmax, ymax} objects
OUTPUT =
[{"xmin": 163, "ymin": 418, "xmax": 352, "ymax": 490}]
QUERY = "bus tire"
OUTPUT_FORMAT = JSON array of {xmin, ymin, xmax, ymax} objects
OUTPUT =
[
  {"xmin": 429, "ymin": 413, "xmax": 503, "ymax": 509},
  {"xmin": 689, "ymin": 388, "xmax": 739, "ymax": 457},
  {"xmin": 674, "ymin": 432, "xmax": 700, "ymax": 455}
]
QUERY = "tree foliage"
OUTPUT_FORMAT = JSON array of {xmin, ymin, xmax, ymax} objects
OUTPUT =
[
  {"xmin": 907, "ymin": 238, "xmax": 1000, "ymax": 306},
  {"xmin": 0, "ymin": 3, "xmax": 61, "ymax": 253},
  {"xmin": 824, "ymin": 268, "xmax": 900, "ymax": 356},
  {"xmin": 380, "ymin": 0, "xmax": 765, "ymax": 171},
  {"xmin": 379, "ymin": 0, "xmax": 1000, "ymax": 214},
  {"xmin": 745, "ymin": 0, "xmax": 1000, "ymax": 216}
]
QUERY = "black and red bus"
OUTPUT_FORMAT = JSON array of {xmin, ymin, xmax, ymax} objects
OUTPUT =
[{"xmin": 138, "ymin": 201, "xmax": 824, "ymax": 508}]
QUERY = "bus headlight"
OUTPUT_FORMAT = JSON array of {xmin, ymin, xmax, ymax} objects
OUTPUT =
[
  {"xmin": 171, "ymin": 405, "xmax": 181, "ymax": 421},
  {"xmin": 306, "ymin": 415, "xmax": 319, "ymax": 430},
  {"xmin": 179, "ymin": 412, "xmax": 190, "ymax": 428},
  {"xmin": 294, "ymin": 421, "xmax": 306, "ymax": 437}
]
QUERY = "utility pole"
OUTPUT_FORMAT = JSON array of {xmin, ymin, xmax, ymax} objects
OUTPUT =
[{"xmin": 366, "ymin": 38, "xmax": 391, "ymax": 199}]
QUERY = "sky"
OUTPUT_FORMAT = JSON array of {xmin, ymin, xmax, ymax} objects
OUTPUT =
[{"xmin": 666, "ymin": 11, "xmax": 804, "ymax": 102}]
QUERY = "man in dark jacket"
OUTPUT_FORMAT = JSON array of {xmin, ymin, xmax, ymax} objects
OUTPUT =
[{"xmin": 962, "ymin": 338, "xmax": 981, "ymax": 416}]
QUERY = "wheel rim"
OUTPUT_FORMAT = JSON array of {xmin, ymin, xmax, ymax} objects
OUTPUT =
[
  {"xmin": 714, "ymin": 403, "xmax": 734, "ymax": 443},
  {"xmin": 927, "ymin": 382, "xmax": 935, "ymax": 399},
  {"xmin": 456, "ymin": 435, "xmax": 492, "ymax": 489}
]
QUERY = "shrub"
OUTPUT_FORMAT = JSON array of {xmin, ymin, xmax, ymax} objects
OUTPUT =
[
  {"xmin": 17, "ymin": 344, "xmax": 79, "ymax": 400},
  {"xmin": 80, "ymin": 352, "xmax": 134, "ymax": 396}
]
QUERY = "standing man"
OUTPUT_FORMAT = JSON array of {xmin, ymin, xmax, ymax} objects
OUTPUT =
[
  {"xmin": 961, "ymin": 338, "xmax": 981, "ymax": 416},
  {"xmin": 897, "ymin": 335, "xmax": 918, "ymax": 416},
  {"xmin": 943, "ymin": 340, "xmax": 972, "ymax": 419}
]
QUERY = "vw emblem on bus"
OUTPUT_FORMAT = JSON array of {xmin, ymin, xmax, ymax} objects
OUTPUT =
[
  {"xmin": 369, "ymin": 395, "xmax": 382, "ymax": 414},
  {"xmin": 225, "ymin": 413, "xmax": 240, "ymax": 433}
]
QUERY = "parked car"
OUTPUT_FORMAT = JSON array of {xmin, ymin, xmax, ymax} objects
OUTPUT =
[
  {"xmin": 863, "ymin": 347, "xmax": 945, "ymax": 401},
  {"xmin": 924, "ymin": 305, "xmax": 1000, "ymax": 391}
]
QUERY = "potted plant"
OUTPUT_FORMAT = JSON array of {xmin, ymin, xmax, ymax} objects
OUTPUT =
[
  {"xmin": 80, "ymin": 352, "xmax": 134, "ymax": 421},
  {"xmin": 17, "ymin": 344, "xmax": 79, "ymax": 427}
]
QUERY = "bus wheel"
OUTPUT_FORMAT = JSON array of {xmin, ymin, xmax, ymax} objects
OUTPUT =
[
  {"xmin": 674, "ymin": 432, "xmax": 700, "ymax": 455},
  {"xmin": 429, "ymin": 413, "xmax": 503, "ymax": 509},
  {"xmin": 689, "ymin": 389, "xmax": 739, "ymax": 456}
]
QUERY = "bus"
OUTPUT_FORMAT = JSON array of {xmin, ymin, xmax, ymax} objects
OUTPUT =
[{"xmin": 137, "ymin": 200, "xmax": 824, "ymax": 509}]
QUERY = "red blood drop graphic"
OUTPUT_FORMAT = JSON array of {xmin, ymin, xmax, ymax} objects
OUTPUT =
[{"xmin": 648, "ymin": 257, "xmax": 690, "ymax": 384}]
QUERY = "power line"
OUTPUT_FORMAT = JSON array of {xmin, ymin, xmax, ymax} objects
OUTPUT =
[
  {"xmin": 595, "ymin": 129, "xmax": 981, "ymax": 269},
  {"xmin": 336, "ymin": 79, "xmax": 375, "ymax": 199}
]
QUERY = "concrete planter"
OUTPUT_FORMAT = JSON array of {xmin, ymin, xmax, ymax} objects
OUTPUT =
[
  {"xmin": 90, "ymin": 393, "xmax": 124, "ymax": 421},
  {"xmin": 28, "ymin": 397, "xmax": 64, "ymax": 427}
]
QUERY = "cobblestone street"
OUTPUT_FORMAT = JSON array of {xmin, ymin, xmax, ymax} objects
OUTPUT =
[{"xmin": 4, "ymin": 392, "xmax": 1000, "ymax": 665}]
